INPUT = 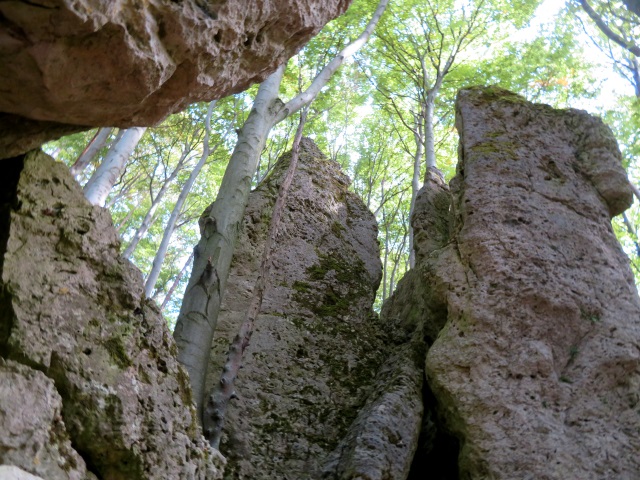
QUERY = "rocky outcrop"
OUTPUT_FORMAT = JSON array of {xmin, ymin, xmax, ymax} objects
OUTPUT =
[
  {"xmin": 417, "ymin": 87, "xmax": 640, "ymax": 478},
  {"xmin": 205, "ymin": 139, "xmax": 386, "ymax": 479},
  {"xmin": 0, "ymin": 0, "xmax": 350, "ymax": 158},
  {"xmin": 321, "ymin": 169, "xmax": 455, "ymax": 480},
  {"xmin": 0, "ymin": 151, "xmax": 224, "ymax": 479}
]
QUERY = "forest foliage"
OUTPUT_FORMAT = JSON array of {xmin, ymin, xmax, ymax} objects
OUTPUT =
[{"xmin": 45, "ymin": 0, "xmax": 640, "ymax": 323}]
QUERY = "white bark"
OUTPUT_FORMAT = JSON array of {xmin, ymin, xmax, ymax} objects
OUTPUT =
[
  {"xmin": 122, "ymin": 136, "xmax": 196, "ymax": 259},
  {"xmin": 145, "ymin": 102, "xmax": 218, "ymax": 298},
  {"xmin": 408, "ymin": 114, "xmax": 424, "ymax": 268},
  {"xmin": 424, "ymin": 97, "xmax": 436, "ymax": 169},
  {"xmin": 70, "ymin": 127, "xmax": 113, "ymax": 178},
  {"xmin": 174, "ymin": 0, "xmax": 390, "ymax": 418},
  {"xmin": 83, "ymin": 127, "xmax": 147, "ymax": 206},
  {"xmin": 173, "ymin": 67, "xmax": 286, "ymax": 418}
]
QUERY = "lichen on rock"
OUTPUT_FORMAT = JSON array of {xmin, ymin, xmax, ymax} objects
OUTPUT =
[
  {"xmin": 205, "ymin": 138, "xmax": 385, "ymax": 479},
  {"xmin": 0, "ymin": 150, "xmax": 224, "ymax": 479},
  {"xmin": 420, "ymin": 86, "xmax": 640, "ymax": 479}
]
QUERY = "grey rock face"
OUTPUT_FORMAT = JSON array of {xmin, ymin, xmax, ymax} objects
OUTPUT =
[
  {"xmin": 423, "ymin": 87, "xmax": 640, "ymax": 479},
  {"xmin": 0, "ymin": 0, "xmax": 350, "ymax": 158},
  {"xmin": 321, "ymin": 169, "xmax": 454, "ymax": 480},
  {"xmin": 205, "ymin": 139, "xmax": 385, "ymax": 479},
  {"xmin": 0, "ymin": 151, "xmax": 223, "ymax": 479},
  {"xmin": 0, "ymin": 360, "xmax": 88, "ymax": 480}
]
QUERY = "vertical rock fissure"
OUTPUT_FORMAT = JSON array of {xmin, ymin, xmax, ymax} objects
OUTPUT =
[
  {"xmin": 407, "ymin": 373, "xmax": 460, "ymax": 480},
  {"xmin": 0, "ymin": 156, "xmax": 23, "ymax": 357}
]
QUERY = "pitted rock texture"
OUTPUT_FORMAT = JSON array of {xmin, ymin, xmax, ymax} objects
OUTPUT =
[
  {"xmin": 424, "ymin": 87, "xmax": 640, "ymax": 479},
  {"xmin": 205, "ymin": 139, "xmax": 385, "ymax": 479},
  {"xmin": 0, "ymin": 151, "xmax": 223, "ymax": 479},
  {"xmin": 322, "ymin": 170, "xmax": 457, "ymax": 480},
  {"xmin": 0, "ymin": 0, "xmax": 350, "ymax": 129},
  {"xmin": 0, "ymin": 360, "xmax": 89, "ymax": 480}
]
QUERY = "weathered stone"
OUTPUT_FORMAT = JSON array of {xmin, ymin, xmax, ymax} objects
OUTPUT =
[
  {"xmin": 205, "ymin": 138, "xmax": 384, "ymax": 479},
  {"xmin": 423, "ymin": 87, "xmax": 640, "ymax": 479},
  {"xmin": 0, "ymin": 465, "xmax": 46, "ymax": 480},
  {"xmin": 0, "ymin": 151, "xmax": 224, "ymax": 479},
  {"xmin": 321, "ymin": 171, "xmax": 455, "ymax": 480},
  {"xmin": 0, "ymin": 360, "xmax": 88, "ymax": 480},
  {"xmin": 412, "ymin": 169, "xmax": 450, "ymax": 265},
  {"xmin": 319, "ymin": 329, "xmax": 424, "ymax": 480},
  {"xmin": 0, "ymin": 114, "xmax": 87, "ymax": 161},
  {"xmin": 0, "ymin": 0, "xmax": 350, "ymax": 130}
]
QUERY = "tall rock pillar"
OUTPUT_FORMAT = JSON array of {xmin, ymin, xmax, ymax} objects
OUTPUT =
[{"xmin": 425, "ymin": 87, "xmax": 640, "ymax": 478}]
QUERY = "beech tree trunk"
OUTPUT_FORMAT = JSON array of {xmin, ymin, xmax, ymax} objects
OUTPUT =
[
  {"xmin": 83, "ymin": 127, "xmax": 147, "ymax": 206},
  {"xmin": 173, "ymin": 68, "xmax": 286, "ymax": 418},
  {"xmin": 203, "ymin": 110, "xmax": 307, "ymax": 449},
  {"xmin": 70, "ymin": 127, "xmax": 113, "ymax": 178},
  {"xmin": 145, "ymin": 102, "xmax": 218, "ymax": 298},
  {"xmin": 122, "ymin": 140, "xmax": 194, "ymax": 259},
  {"xmin": 408, "ymin": 115, "xmax": 424, "ymax": 268},
  {"xmin": 174, "ymin": 0, "xmax": 390, "ymax": 419}
]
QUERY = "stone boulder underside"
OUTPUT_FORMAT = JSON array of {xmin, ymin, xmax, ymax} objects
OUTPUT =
[{"xmin": 0, "ymin": 0, "xmax": 350, "ymax": 158}]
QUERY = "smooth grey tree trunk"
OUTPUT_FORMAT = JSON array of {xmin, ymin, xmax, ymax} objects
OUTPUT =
[
  {"xmin": 122, "ymin": 141, "xmax": 194, "ymax": 259},
  {"xmin": 145, "ymin": 102, "xmax": 218, "ymax": 298},
  {"xmin": 174, "ymin": 0, "xmax": 390, "ymax": 419},
  {"xmin": 83, "ymin": 127, "xmax": 147, "ymax": 206},
  {"xmin": 173, "ymin": 68, "xmax": 286, "ymax": 418},
  {"xmin": 70, "ymin": 127, "xmax": 114, "ymax": 178},
  {"xmin": 408, "ymin": 116, "xmax": 424, "ymax": 268}
]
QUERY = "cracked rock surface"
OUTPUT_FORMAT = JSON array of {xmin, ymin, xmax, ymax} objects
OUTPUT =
[
  {"xmin": 424, "ymin": 87, "xmax": 640, "ymax": 479},
  {"xmin": 0, "ymin": 151, "xmax": 223, "ymax": 479},
  {"xmin": 0, "ymin": 0, "xmax": 350, "ymax": 158},
  {"xmin": 205, "ymin": 139, "xmax": 386, "ymax": 479}
]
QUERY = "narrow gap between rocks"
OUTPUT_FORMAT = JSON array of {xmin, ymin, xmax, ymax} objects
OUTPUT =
[
  {"xmin": 407, "ymin": 374, "xmax": 460, "ymax": 480},
  {"xmin": 0, "ymin": 156, "xmax": 24, "ymax": 357}
]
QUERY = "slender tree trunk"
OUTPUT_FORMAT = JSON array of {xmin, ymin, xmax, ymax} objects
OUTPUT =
[
  {"xmin": 122, "ymin": 144, "xmax": 193, "ymax": 259},
  {"xmin": 203, "ymin": 110, "xmax": 307, "ymax": 449},
  {"xmin": 159, "ymin": 251, "xmax": 195, "ymax": 310},
  {"xmin": 145, "ymin": 102, "xmax": 218, "ymax": 298},
  {"xmin": 70, "ymin": 127, "xmax": 114, "ymax": 178},
  {"xmin": 408, "ymin": 115, "xmax": 424, "ymax": 268},
  {"xmin": 389, "ymin": 227, "xmax": 408, "ymax": 294},
  {"xmin": 173, "ymin": 68, "xmax": 286, "ymax": 418},
  {"xmin": 424, "ymin": 96, "xmax": 437, "ymax": 170},
  {"xmin": 174, "ymin": 0, "xmax": 390, "ymax": 419},
  {"xmin": 83, "ymin": 127, "xmax": 147, "ymax": 206}
]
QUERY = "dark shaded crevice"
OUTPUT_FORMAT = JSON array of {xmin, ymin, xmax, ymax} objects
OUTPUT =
[
  {"xmin": 0, "ymin": 155, "xmax": 24, "ymax": 357},
  {"xmin": 407, "ymin": 375, "xmax": 460, "ymax": 480}
]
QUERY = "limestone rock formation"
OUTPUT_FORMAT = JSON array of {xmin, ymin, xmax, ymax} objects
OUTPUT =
[
  {"xmin": 0, "ymin": 151, "xmax": 224, "ymax": 479},
  {"xmin": 0, "ymin": 0, "xmax": 350, "ymax": 158},
  {"xmin": 321, "ymin": 169, "xmax": 456, "ymax": 480},
  {"xmin": 205, "ymin": 139, "xmax": 386, "ymax": 479},
  {"xmin": 421, "ymin": 87, "xmax": 640, "ymax": 478}
]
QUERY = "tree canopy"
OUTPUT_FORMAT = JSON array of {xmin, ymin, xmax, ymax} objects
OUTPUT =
[{"xmin": 45, "ymin": 0, "xmax": 640, "ymax": 318}]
